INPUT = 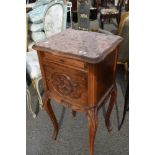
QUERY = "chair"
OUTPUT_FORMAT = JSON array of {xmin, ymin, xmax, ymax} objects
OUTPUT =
[
  {"xmin": 26, "ymin": 50, "xmax": 43, "ymax": 108},
  {"xmin": 26, "ymin": 1, "xmax": 67, "ymax": 118},
  {"xmin": 100, "ymin": 0, "xmax": 124, "ymax": 29},
  {"xmin": 98, "ymin": 12, "xmax": 129, "ymax": 79},
  {"xmin": 98, "ymin": 12, "xmax": 129, "ymax": 129},
  {"xmin": 117, "ymin": 12, "xmax": 129, "ymax": 80},
  {"xmin": 66, "ymin": 1, "xmax": 73, "ymax": 28},
  {"xmin": 43, "ymin": 1, "xmax": 67, "ymax": 37},
  {"xmin": 77, "ymin": 0, "xmax": 90, "ymax": 31}
]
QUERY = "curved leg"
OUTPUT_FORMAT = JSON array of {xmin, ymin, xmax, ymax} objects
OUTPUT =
[
  {"xmin": 26, "ymin": 87, "xmax": 37, "ymax": 118},
  {"xmin": 87, "ymin": 109, "xmax": 98, "ymax": 155},
  {"xmin": 105, "ymin": 85, "xmax": 117, "ymax": 132},
  {"xmin": 119, "ymin": 82, "xmax": 129, "ymax": 130},
  {"xmin": 72, "ymin": 110, "xmax": 76, "ymax": 117},
  {"xmin": 43, "ymin": 96, "xmax": 59, "ymax": 140},
  {"xmin": 35, "ymin": 77, "xmax": 43, "ymax": 109}
]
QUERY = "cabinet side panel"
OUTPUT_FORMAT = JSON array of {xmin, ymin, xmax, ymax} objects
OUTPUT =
[
  {"xmin": 88, "ymin": 64, "xmax": 98, "ymax": 107},
  {"xmin": 96, "ymin": 49, "xmax": 118, "ymax": 103},
  {"xmin": 37, "ymin": 51, "xmax": 48, "ymax": 91}
]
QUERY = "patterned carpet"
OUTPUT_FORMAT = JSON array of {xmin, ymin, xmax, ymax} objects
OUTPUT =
[{"xmin": 26, "ymin": 67, "xmax": 129, "ymax": 155}]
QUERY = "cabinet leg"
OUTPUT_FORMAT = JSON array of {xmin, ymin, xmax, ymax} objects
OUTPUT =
[
  {"xmin": 87, "ymin": 109, "xmax": 98, "ymax": 155},
  {"xmin": 72, "ymin": 110, "xmax": 76, "ymax": 117},
  {"xmin": 105, "ymin": 85, "xmax": 117, "ymax": 132},
  {"xmin": 44, "ymin": 98, "xmax": 59, "ymax": 140}
]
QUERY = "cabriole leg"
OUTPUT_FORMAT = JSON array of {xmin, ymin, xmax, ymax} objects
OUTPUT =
[
  {"xmin": 35, "ymin": 77, "xmax": 43, "ymax": 109},
  {"xmin": 105, "ymin": 85, "xmax": 117, "ymax": 132},
  {"xmin": 26, "ymin": 87, "xmax": 37, "ymax": 118},
  {"xmin": 43, "ymin": 97, "xmax": 59, "ymax": 140},
  {"xmin": 87, "ymin": 109, "xmax": 98, "ymax": 155}
]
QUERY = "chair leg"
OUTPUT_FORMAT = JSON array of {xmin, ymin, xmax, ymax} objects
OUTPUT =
[
  {"xmin": 35, "ymin": 77, "xmax": 43, "ymax": 109},
  {"xmin": 116, "ymin": 17, "xmax": 119, "ymax": 26},
  {"xmin": 70, "ymin": 8, "xmax": 72, "ymax": 28},
  {"xmin": 124, "ymin": 62, "xmax": 128, "ymax": 80},
  {"xmin": 100, "ymin": 15, "xmax": 104, "ymax": 29},
  {"xmin": 119, "ymin": 82, "xmax": 129, "ymax": 130},
  {"xmin": 26, "ymin": 87, "xmax": 37, "ymax": 118},
  {"xmin": 109, "ymin": 18, "xmax": 111, "ymax": 24},
  {"xmin": 116, "ymin": 14, "xmax": 121, "ymax": 26}
]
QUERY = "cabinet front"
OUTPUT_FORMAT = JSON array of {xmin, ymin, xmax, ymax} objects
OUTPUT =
[{"xmin": 43, "ymin": 62, "xmax": 88, "ymax": 108}]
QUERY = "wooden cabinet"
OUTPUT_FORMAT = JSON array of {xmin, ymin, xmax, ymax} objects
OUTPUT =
[{"xmin": 33, "ymin": 29, "xmax": 123, "ymax": 155}]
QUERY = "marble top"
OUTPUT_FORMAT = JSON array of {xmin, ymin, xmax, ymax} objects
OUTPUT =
[{"xmin": 33, "ymin": 29, "xmax": 123, "ymax": 63}]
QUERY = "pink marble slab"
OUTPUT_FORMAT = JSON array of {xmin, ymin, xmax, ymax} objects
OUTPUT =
[{"xmin": 33, "ymin": 29, "xmax": 123, "ymax": 63}]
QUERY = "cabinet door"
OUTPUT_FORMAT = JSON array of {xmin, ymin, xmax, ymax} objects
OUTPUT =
[{"xmin": 43, "ymin": 62, "xmax": 88, "ymax": 107}]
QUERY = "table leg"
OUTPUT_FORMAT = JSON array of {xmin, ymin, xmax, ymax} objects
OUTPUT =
[
  {"xmin": 43, "ymin": 97, "xmax": 59, "ymax": 140},
  {"xmin": 105, "ymin": 85, "xmax": 117, "ymax": 132},
  {"xmin": 87, "ymin": 109, "xmax": 98, "ymax": 155}
]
